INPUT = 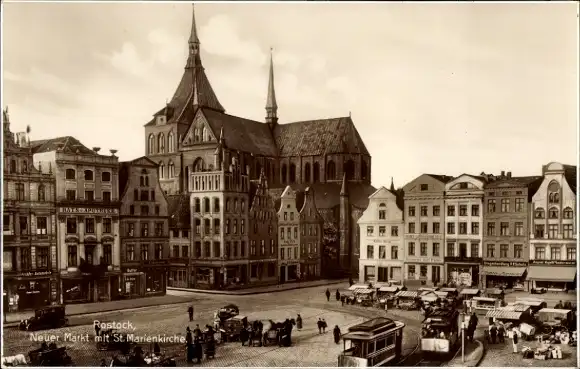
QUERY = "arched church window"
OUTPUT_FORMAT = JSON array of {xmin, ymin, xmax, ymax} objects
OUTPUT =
[
  {"xmin": 38, "ymin": 184, "xmax": 46, "ymax": 201},
  {"xmin": 148, "ymin": 134, "xmax": 155, "ymax": 154},
  {"xmin": 158, "ymin": 133, "xmax": 165, "ymax": 154},
  {"xmin": 289, "ymin": 164, "xmax": 296, "ymax": 183},
  {"xmin": 10, "ymin": 159, "xmax": 16, "ymax": 173},
  {"xmin": 304, "ymin": 163, "xmax": 311, "ymax": 183},
  {"xmin": 167, "ymin": 131, "xmax": 175, "ymax": 153},
  {"xmin": 313, "ymin": 162, "xmax": 320, "ymax": 183},
  {"xmin": 345, "ymin": 160, "xmax": 355, "ymax": 180},
  {"xmin": 201, "ymin": 126, "xmax": 207, "ymax": 142},
  {"xmin": 159, "ymin": 162, "xmax": 164, "ymax": 179},
  {"xmin": 326, "ymin": 161, "xmax": 336, "ymax": 180},
  {"xmin": 193, "ymin": 158, "xmax": 205, "ymax": 172},
  {"xmin": 168, "ymin": 161, "xmax": 175, "ymax": 178},
  {"xmin": 281, "ymin": 164, "xmax": 288, "ymax": 183}
]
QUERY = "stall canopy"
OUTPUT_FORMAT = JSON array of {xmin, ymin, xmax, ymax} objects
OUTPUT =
[
  {"xmin": 526, "ymin": 266, "xmax": 576, "ymax": 282},
  {"xmin": 349, "ymin": 284, "xmax": 370, "ymax": 291},
  {"xmin": 483, "ymin": 266, "xmax": 526, "ymax": 277},
  {"xmin": 353, "ymin": 288, "xmax": 374, "ymax": 295},
  {"xmin": 378, "ymin": 286, "xmax": 399, "ymax": 293},
  {"xmin": 485, "ymin": 309, "xmax": 524, "ymax": 321},
  {"xmin": 396, "ymin": 290, "xmax": 418, "ymax": 298},
  {"xmin": 504, "ymin": 303, "xmax": 531, "ymax": 312},
  {"xmin": 459, "ymin": 288, "xmax": 480, "ymax": 296}
]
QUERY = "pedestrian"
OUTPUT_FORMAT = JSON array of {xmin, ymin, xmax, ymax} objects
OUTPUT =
[
  {"xmin": 497, "ymin": 323, "xmax": 506, "ymax": 344},
  {"xmin": 511, "ymin": 328, "xmax": 519, "ymax": 353},
  {"xmin": 325, "ymin": 289, "xmax": 331, "ymax": 302},
  {"xmin": 341, "ymin": 296, "xmax": 345, "ymax": 306},
  {"xmin": 322, "ymin": 318, "xmax": 327, "ymax": 333},
  {"xmin": 240, "ymin": 326, "xmax": 248, "ymax": 346},
  {"xmin": 94, "ymin": 322, "xmax": 101, "ymax": 337},
  {"xmin": 336, "ymin": 289, "xmax": 341, "ymax": 301},
  {"xmin": 188, "ymin": 305, "xmax": 194, "ymax": 321},
  {"xmin": 489, "ymin": 324, "xmax": 497, "ymax": 344},
  {"xmin": 349, "ymin": 277, "xmax": 354, "ymax": 287},
  {"xmin": 333, "ymin": 325, "xmax": 341, "ymax": 344},
  {"xmin": 296, "ymin": 314, "xmax": 303, "ymax": 330},
  {"xmin": 185, "ymin": 327, "xmax": 194, "ymax": 363},
  {"xmin": 154, "ymin": 342, "xmax": 161, "ymax": 355},
  {"xmin": 317, "ymin": 318, "xmax": 323, "ymax": 334},
  {"xmin": 555, "ymin": 300, "xmax": 564, "ymax": 309}
]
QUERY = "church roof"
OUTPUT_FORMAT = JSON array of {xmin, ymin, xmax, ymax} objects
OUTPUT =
[
  {"xmin": 564, "ymin": 165, "xmax": 577, "ymax": 195},
  {"xmin": 274, "ymin": 116, "xmax": 370, "ymax": 157},
  {"xmin": 29, "ymin": 136, "xmax": 96, "ymax": 155},
  {"xmin": 270, "ymin": 182, "xmax": 376, "ymax": 211}
]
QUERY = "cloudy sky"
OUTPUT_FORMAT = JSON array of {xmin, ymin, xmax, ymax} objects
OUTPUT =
[{"xmin": 2, "ymin": 2, "xmax": 578, "ymax": 188}]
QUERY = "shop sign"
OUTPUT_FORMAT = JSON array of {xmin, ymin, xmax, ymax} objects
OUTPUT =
[
  {"xmin": 406, "ymin": 257, "xmax": 442, "ymax": 264},
  {"xmin": 530, "ymin": 260, "xmax": 576, "ymax": 266},
  {"xmin": 18, "ymin": 271, "xmax": 52, "ymax": 277},
  {"xmin": 125, "ymin": 276, "xmax": 137, "ymax": 282},
  {"xmin": 484, "ymin": 261, "xmax": 527, "ymax": 267},
  {"xmin": 124, "ymin": 268, "xmax": 139, "ymax": 273},
  {"xmin": 59, "ymin": 207, "xmax": 119, "ymax": 215},
  {"xmin": 143, "ymin": 260, "xmax": 168, "ymax": 266}
]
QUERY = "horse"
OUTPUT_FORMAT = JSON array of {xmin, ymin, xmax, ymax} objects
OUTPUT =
[
  {"xmin": 261, "ymin": 319, "xmax": 296, "ymax": 346},
  {"xmin": 2, "ymin": 354, "xmax": 28, "ymax": 366}
]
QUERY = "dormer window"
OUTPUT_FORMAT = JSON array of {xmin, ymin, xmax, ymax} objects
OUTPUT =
[
  {"xmin": 156, "ymin": 115, "xmax": 166, "ymax": 125},
  {"xmin": 459, "ymin": 182, "xmax": 468, "ymax": 189},
  {"xmin": 420, "ymin": 184, "xmax": 428, "ymax": 191}
]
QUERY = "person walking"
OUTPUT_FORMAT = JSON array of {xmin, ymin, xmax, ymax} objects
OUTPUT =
[
  {"xmin": 325, "ymin": 289, "xmax": 331, "ymax": 302},
  {"xmin": 497, "ymin": 323, "xmax": 506, "ymax": 344},
  {"xmin": 333, "ymin": 325, "xmax": 341, "ymax": 344},
  {"xmin": 555, "ymin": 300, "xmax": 564, "ymax": 309},
  {"xmin": 511, "ymin": 328, "xmax": 519, "ymax": 353},
  {"xmin": 94, "ymin": 322, "xmax": 101, "ymax": 337},
  {"xmin": 489, "ymin": 324, "xmax": 497, "ymax": 344},
  {"xmin": 322, "ymin": 318, "xmax": 327, "ymax": 333},
  {"xmin": 349, "ymin": 277, "xmax": 354, "ymax": 287},
  {"xmin": 296, "ymin": 314, "xmax": 303, "ymax": 331},
  {"xmin": 188, "ymin": 305, "xmax": 194, "ymax": 322},
  {"xmin": 336, "ymin": 289, "xmax": 341, "ymax": 301},
  {"xmin": 317, "ymin": 318, "xmax": 323, "ymax": 334},
  {"xmin": 185, "ymin": 327, "xmax": 194, "ymax": 363}
]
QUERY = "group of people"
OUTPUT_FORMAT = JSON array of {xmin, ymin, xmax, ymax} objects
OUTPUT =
[{"xmin": 185, "ymin": 324, "xmax": 216, "ymax": 364}]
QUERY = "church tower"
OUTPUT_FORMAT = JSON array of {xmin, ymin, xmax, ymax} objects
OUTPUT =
[
  {"xmin": 339, "ymin": 173, "xmax": 351, "ymax": 274},
  {"xmin": 265, "ymin": 49, "xmax": 278, "ymax": 130}
]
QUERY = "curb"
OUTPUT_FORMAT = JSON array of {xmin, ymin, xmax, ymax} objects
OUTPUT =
[
  {"xmin": 474, "ymin": 339, "xmax": 485, "ymax": 367},
  {"xmin": 3, "ymin": 299, "xmax": 192, "ymax": 328},
  {"xmin": 167, "ymin": 279, "xmax": 348, "ymax": 295}
]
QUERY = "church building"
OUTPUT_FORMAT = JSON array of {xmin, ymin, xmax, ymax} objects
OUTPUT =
[{"xmin": 143, "ymin": 5, "xmax": 375, "ymax": 275}]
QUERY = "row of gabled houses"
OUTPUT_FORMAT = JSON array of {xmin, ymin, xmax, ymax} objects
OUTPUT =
[{"xmin": 358, "ymin": 165, "xmax": 577, "ymax": 292}]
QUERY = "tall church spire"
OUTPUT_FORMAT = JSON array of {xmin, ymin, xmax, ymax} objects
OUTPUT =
[
  {"xmin": 265, "ymin": 48, "xmax": 278, "ymax": 127},
  {"xmin": 390, "ymin": 177, "xmax": 395, "ymax": 191},
  {"xmin": 189, "ymin": 4, "xmax": 200, "ymax": 45}
]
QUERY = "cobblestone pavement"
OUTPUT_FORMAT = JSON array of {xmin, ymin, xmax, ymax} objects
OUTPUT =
[{"xmin": 2, "ymin": 284, "xmax": 418, "ymax": 367}]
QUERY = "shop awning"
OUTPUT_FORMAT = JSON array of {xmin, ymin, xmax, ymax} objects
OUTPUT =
[
  {"xmin": 349, "ymin": 284, "xmax": 370, "ymax": 291},
  {"xmin": 353, "ymin": 288, "xmax": 374, "ymax": 294},
  {"xmin": 486, "ymin": 309, "xmax": 523, "ymax": 320},
  {"xmin": 459, "ymin": 288, "xmax": 480, "ymax": 296},
  {"xmin": 378, "ymin": 286, "xmax": 399, "ymax": 293},
  {"xmin": 526, "ymin": 266, "xmax": 576, "ymax": 282},
  {"xmin": 396, "ymin": 290, "xmax": 418, "ymax": 298},
  {"xmin": 483, "ymin": 266, "xmax": 526, "ymax": 277}
]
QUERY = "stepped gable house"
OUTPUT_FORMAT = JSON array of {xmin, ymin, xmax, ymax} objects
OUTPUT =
[{"xmin": 143, "ymin": 5, "xmax": 375, "ymax": 275}]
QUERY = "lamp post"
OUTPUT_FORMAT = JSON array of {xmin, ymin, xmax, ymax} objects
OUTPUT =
[{"xmin": 460, "ymin": 312, "xmax": 466, "ymax": 363}]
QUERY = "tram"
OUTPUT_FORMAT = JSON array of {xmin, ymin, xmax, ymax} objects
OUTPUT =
[
  {"xmin": 338, "ymin": 317, "xmax": 405, "ymax": 367},
  {"xmin": 420, "ymin": 309, "xmax": 460, "ymax": 358}
]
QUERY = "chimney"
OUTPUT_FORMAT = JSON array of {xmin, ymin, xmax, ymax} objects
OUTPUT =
[
  {"xmin": 501, "ymin": 170, "xmax": 505, "ymax": 177},
  {"xmin": 507, "ymin": 171, "xmax": 512, "ymax": 178}
]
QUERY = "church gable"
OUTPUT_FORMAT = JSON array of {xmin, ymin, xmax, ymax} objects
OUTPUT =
[
  {"xmin": 181, "ymin": 110, "xmax": 217, "ymax": 147},
  {"xmin": 369, "ymin": 186, "xmax": 394, "ymax": 200},
  {"xmin": 130, "ymin": 156, "xmax": 157, "ymax": 167}
]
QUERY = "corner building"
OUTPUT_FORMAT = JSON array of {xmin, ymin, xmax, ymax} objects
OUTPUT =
[
  {"xmin": 481, "ymin": 172, "xmax": 542, "ymax": 289},
  {"xmin": 32, "ymin": 138, "xmax": 121, "ymax": 303},
  {"xmin": 402, "ymin": 174, "xmax": 452, "ymax": 287},
  {"xmin": 142, "ymin": 5, "xmax": 375, "ymax": 277},
  {"xmin": 443, "ymin": 174, "xmax": 485, "ymax": 288},
  {"xmin": 119, "ymin": 157, "xmax": 170, "ymax": 297},
  {"xmin": 358, "ymin": 187, "xmax": 405, "ymax": 285},
  {"xmin": 528, "ymin": 162, "xmax": 576, "ymax": 291},
  {"xmin": 3, "ymin": 109, "xmax": 59, "ymax": 311}
]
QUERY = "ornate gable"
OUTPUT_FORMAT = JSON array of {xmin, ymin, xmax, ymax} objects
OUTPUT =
[
  {"xmin": 181, "ymin": 110, "xmax": 217, "ymax": 147},
  {"xmin": 130, "ymin": 156, "xmax": 157, "ymax": 167}
]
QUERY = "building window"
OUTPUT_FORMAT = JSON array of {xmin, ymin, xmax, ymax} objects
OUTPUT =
[
  {"xmin": 85, "ymin": 190, "xmax": 94, "ymax": 201},
  {"xmin": 535, "ymin": 225, "xmax": 545, "ymax": 238},
  {"xmin": 433, "ymin": 243, "xmax": 440, "ymax": 256},
  {"xmin": 471, "ymin": 243, "xmax": 479, "ymax": 258},
  {"xmin": 534, "ymin": 208, "xmax": 545, "ymax": 219},
  {"xmin": 535, "ymin": 246, "xmax": 546, "ymax": 260},
  {"xmin": 127, "ymin": 223, "xmax": 135, "ymax": 237},
  {"xmin": 487, "ymin": 199, "xmax": 496, "ymax": 213},
  {"xmin": 563, "ymin": 224, "xmax": 573, "ymax": 238},
  {"xmin": 66, "ymin": 218, "xmax": 77, "ymax": 234},
  {"xmin": 514, "ymin": 244, "xmax": 523, "ymax": 259},
  {"xmin": 550, "ymin": 246, "xmax": 561, "ymax": 260},
  {"xmin": 420, "ymin": 184, "xmax": 428, "ymax": 191},
  {"xmin": 549, "ymin": 191, "xmax": 560, "ymax": 203},
  {"xmin": 408, "ymin": 223, "xmax": 415, "ymax": 234},
  {"xmin": 241, "ymin": 219, "xmax": 245, "ymax": 234},
  {"xmin": 500, "ymin": 222, "xmax": 509, "ymax": 236},
  {"xmin": 18, "ymin": 216, "xmax": 28, "ymax": 235},
  {"xmin": 65, "ymin": 189, "xmax": 76, "ymax": 201},
  {"xmin": 447, "ymin": 222, "xmax": 455, "ymax": 234},
  {"xmin": 408, "ymin": 242, "xmax": 415, "ymax": 256},
  {"xmin": 379, "ymin": 226, "xmax": 386, "ymax": 236},
  {"xmin": 417, "ymin": 222, "xmax": 426, "ymax": 234},
  {"xmin": 155, "ymin": 244, "xmax": 163, "ymax": 259},
  {"xmin": 141, "ymin": 205, "xmax": 149, "ymax": 215},
  {"xmin": 391, "ymin": 246, "xmax": 398, "ymax": 259},
  {"xmin": 459, "ymin": 205, "xmax": 467, "ymax": 216},
  {"xmin": 141, "ymin": 245, "xmax": 149, "ymax": 260},
  {"xmin": 500, "ymin": 199, "xmax": 509, "ymax": 212},
  {"xmin": 182, "ymin": 245, "xmax": 188, "ymax": 258},
  {"xmin": 103, "ymin": 245, "xmax": 112, "ymax": 264},
  {"xmin": 101, "ymin": 171, "xmax": 111, "ymax": 182},
  {"xmin": 500, "ymin": 244, "xmax": 508, "ymax": 258},
  {"xmin": 85, "ymin": 218, "xmax": 95, "ymax": 234},
  {"xmin": 194, "ymin": 218, "xmax": 201, "ymax": 235},
  {"xmin": 16, "ymin": 183, "xmax": 25, "ymax": 201},
  {"xmin": 420, "ymin": 206, "xmax": 428, "ymax": 216},
  {"xmin": 548, "ymin": 207, "xmax": 559, "ymax": 219},
  {"xmin": 470, "ymin": 222, "xmax": 479, "ymax": 235},
  {"xmin": 140, "ymin": 190, "xmax": 149, "ymax": 201},
  {"xmin": 420, "ymin": 266, "xmax": 428, "ymax": 279},
  {"xmin": 459, "ymin": 222, "xmax": 467, "ymax": 235},
  {"xmin": 280, "ymin": 227, "xmax": 284, "ymax": 239},
  {"xmin": 447, "ymin": 243, "xmax": 455, "ymax": 257},
  {"xmin": 141, "ymin": 223, "xmax": 149, "ymax": 237},
  {"xmin": 514, "ymin": 222, "xmax": 524, "ymax": 236},
  {"xmin": 65, "ymin": 169, "xmax": 76, "ymax": 180},
  {"xmin": 37, "ymin": 247, "xmax": 49, "ymax": 269},
  {"xmin": 102, "ymin": 191, "xmax": 111, "ymax": 202},
  {"xmin": 375, "ymin": 245, "xmax": 385, "ymax": 259},
  {"xmin": 214, "ymin": 219, "xmax": 220, "ymax": 234},
  {"xmin": 432, "ymin": 222, "xmax": 440, "ymax": 234},
  {"xmin": 155, "ymin": 222, "xmax": 164, "ymax": 237},
  {"xmin": 447, "ymin": 206, "xmax": 455, "ymax": 216},
  {"xmin": 408, "ymin": 265, "xmax": 415, "ymax": 279},
  {"xmin": 563, "ymin": 207, "xmax": 573, "ymax": 219},
  {"xmin": 486, "ymin": 244, "xmax": 495, "ymax": 258},
  {"xmin": 391, "ymin": 226, "xmax": 398, "ymax": 236},
  {"xmin": 155, "ymin": 205, "xmax": 160, "ymax": 215},
  {"xmin": 214, "ymin": 198, "xmax": 220, "ymax": 212},
  {"xmin": 433, "ymin": 206, "xmax": 440, "ymax": 216},
  {"xmin": 420, "ymin": 242, "xmax": 427, "ymax": 256},
  {"xmin": 126, "ymin": 245, "xmax": 135, "ymax": 261},
  {"xmin": 548, "ymin": 224, "xmax": 558, "ymax": 239},
  {"xmin": 84, "ymin": 170, "xmax": 94, "ymax": 181},
  {"xmin": 408, "ymin": 206, "xmax": 415, "ymax": 217},
  {"xmin": 203, "ymin": 198, "xmax": 210, "ymax": 213},
  {"xmin": 514, "ymin": 198, "xmax": 524, "ymax": 212},
  {"xmin": 366, "ymin": 226, "xmax": 374, "ymax": 236},
  {"xmin": 566, "ymin": 247, "xmax": 576, "ymax": 260},
  {"xmin": 68, "ymin": 245, "xmax": 77, "ymax": 267},
  {"xmin": 471, "ymin": 205, "xmax": 479, "ymax": 216},
  {"xmin": 377, "ymin": 267, "xmax": 388, "ymax": 282},
  {"xmin": 378, "ymin": 209, "xmax": 386, "ymax": 220}
]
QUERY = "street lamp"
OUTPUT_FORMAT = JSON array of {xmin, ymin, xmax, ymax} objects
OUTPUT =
[{"xmin": 460, "ymin": 312, "xmax": 467, "ymax": 363}]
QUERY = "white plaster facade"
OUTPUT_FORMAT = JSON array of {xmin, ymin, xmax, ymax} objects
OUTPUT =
[{"xmin": 277, "ymin": 186, "xmax": 300, "ymax": 282}]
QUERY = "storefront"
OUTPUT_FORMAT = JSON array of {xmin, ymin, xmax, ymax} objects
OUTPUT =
[
  {"xmin": 145, "ymin": 269, "xmax": 166, "ymax": 295},
  {"xmin": 279, "ymin": 262, "xmax": 300, "ymax": 283},
  {"xmin": 249, "ymin": 260, "xmax": 277, "ymax": 283},
  {"xmin": 404, "ymin": 257, "xmax": 444, "ymax": 288},
  {"xmin": 168, "ymin": 258, "xmax": 190, "ymax": 288},
  {"xmin": 300, "ymin": 262, "xmax": 320, "ymax": 280},
  {"xmin": 121, "ymin": 267, "xmax": 143, "ymax": 297},
  {"xmin": 62, "ymin": 272, "xmax": 119, "ymax": 303},
  {"xmin": 444, "ymin": 257, "xmax": 482, "ymax": 288},
  {"xmin": 526, "ymin": 260, "xmax": 576, "ymax": 292},
  {"xmin": 3, "ymin": 271, "xmax": 58, "ymax": 311},
  {"xmin": 360, "ymin": 261, "xmax": 404, "ymax": 285},
  {"xmin": 481, "ymin": 261, "xmax": 527, "ymax": 289},
  {"xmin": 62, "ymin": 278, "xmax": 91, "ymax": 303}
]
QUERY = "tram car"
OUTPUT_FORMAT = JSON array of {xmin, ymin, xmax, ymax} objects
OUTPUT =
[
  {"xmin": 420, "ymin": 309, "xmax": 460, "ymax": 358},
  {"xmin": 338, "ymin": 317, "xmax": 405, "ymax": 367}
]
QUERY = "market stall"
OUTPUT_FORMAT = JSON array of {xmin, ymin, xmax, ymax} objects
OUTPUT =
[
  {"xmin": 395, "ymin": 290, "xmax": 419, "ymax": 310},
  {"xmin": 472, "ymin": 296, "xmax": 501, "ymax": 315},
  {"xmin": 515, "ymin": 298, "xmax": 547, "ymax": 315},
  {"xmin": 377, "ymin": 286, "xmax": 400, "ymax": 309},
  {"xmin": 353, "ymin": 288, "xmax": 374, "ymax": 306}
]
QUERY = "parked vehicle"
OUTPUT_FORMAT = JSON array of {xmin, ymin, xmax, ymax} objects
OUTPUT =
[
  {"xmin": 421, "ymin": 309, "xmax": 460, "ymax": 358},
  {"xmin": 28, "ymin": 345, "xmax": 72, "ymax": 366},
  {"xmin": 223, "ymin": 315, "xmax": 248, "ymax": 342},
  {"xmin": 536, "ymin": 308, "xmax": 574, "ymax": 335},
  {"xmin": 19, "ymin": 305, "xmax": 68, "ymax": 331}
]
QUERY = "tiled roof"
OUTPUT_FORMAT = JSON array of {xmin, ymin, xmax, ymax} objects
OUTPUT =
[
  {"xmin": 485, "ymin": 176, "xmax": 543, "ymax": 188},
  {"xmin": 202, "ymin": 109, "xmax": 278, "ymax": 157},
  {"xmin": 564, "ymin": 165, "xmax": 577, "ymax": 194},
  {"xmin": 29, "ymin": 136, "xmax": 96, "ymax": 155},
  {"xmin": 274, "ymin": 116, "xmax": 370, "ymax": 157},
  {"xmin": 167, "ymin": 194, "xmax": 190, "ymax": 229},
  {"xmin": 425, "ymin": 174, "xmax": 454, "ymax": 183}
]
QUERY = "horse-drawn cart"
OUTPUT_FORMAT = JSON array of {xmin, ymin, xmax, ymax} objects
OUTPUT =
[{"xmin": 28, "ymin": 345, "xmax": 73, "ymax": 366}]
